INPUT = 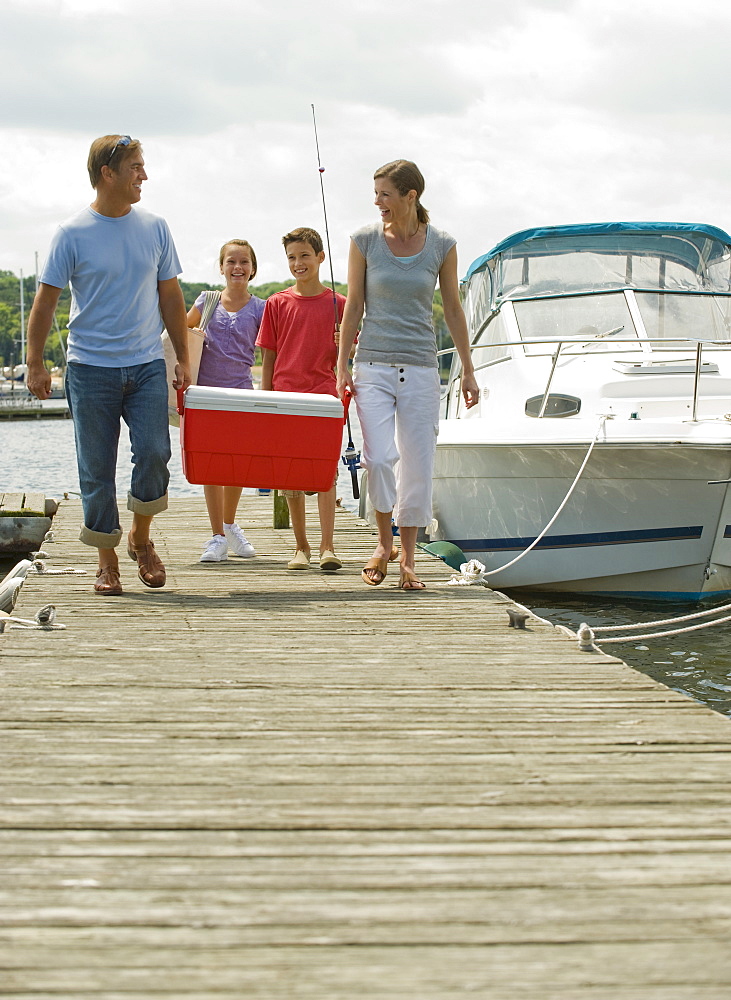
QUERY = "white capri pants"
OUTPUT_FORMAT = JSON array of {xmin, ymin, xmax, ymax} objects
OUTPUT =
[{"xmin": 353, "ymin": 361, "xmax": 441, "ymax": 527}]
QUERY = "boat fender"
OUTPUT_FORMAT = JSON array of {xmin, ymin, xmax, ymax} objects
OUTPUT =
[
  {"xmin": 421, "ymin": 541, "xmax": 467, "ymax": 571},
  {"xmin": 0, "ymin": 577, "xmax": 24, "ymax": 615},
  {"xmin": 0, "ymin": 559, "xmax": 32, "ymax": 588}
]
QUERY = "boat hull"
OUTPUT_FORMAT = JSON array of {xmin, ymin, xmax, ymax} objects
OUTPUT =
[
  {"xmin": 0, "ymin": 516, "xmax": 52, "ymax": 556},
  {"xmin": 431, "ymin": 440, "xmax": 731, "ymax": 600}
]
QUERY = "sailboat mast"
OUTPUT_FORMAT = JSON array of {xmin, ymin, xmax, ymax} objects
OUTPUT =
[{"xmin": 19, "ymin": 269, "xmax": 25, "ymax": 367}]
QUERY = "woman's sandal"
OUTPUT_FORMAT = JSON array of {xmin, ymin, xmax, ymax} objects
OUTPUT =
[
  {"xmin": 361, "ymin": 557, "xmax": 388, "ymax": 586},
  {"xmin": 399, "ymin": 570, "xmax": 426, "ymax": 591},
  {"xmin": 361, "ymin": 546, "xmax": 400, "ymax": 586},
  {"xmin": 94, "ymin": 564, "xmax": 123, "ymax": 596}
]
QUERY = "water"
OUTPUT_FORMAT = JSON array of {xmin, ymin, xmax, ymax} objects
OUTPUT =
[
  {"xmin": 1, "ymin": 415, "xmax": 204, "ymax": 500},
  {"xmin": 3, "ymin": 416, "xmax": 731, "ymax": 717},
  {"xmin": 518, "ymin": 592, "xmax": 731, "ymax": 718}
]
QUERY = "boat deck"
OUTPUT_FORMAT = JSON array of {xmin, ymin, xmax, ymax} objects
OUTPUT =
[{"xmin": 2, "ymin": 497, "xmax": 731, "ymax": 998}]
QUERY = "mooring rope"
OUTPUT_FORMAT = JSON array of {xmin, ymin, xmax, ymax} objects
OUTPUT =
[
  {"xmin": 0, "ymin": 605, "xmax": 66, "ymax": 633},
  {"xmin": 591, "ymin": 612, "xmax": 731, "ymax": 644},
  {"xmin": 592, "ymin": 601, "xmax": 731, "ymax": 632},
  {"xmin": 446, "ymin": 559, "xmax": 490, "ymax": 586},
  {"xmin": 571, "ymin": 597, "xmax": 731, "ymax": 647},
  {"xmin": 30, "ymin": 560, "xmax": 86, "ymax": 576}
]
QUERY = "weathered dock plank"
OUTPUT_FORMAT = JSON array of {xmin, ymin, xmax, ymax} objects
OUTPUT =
[
  {"xmin": 0, "ymin": 491, "xmax": 25, "ymax": 514},
  {"xmin": 1, "ymin": 496, "xmax": 731, "ymax": 998}
]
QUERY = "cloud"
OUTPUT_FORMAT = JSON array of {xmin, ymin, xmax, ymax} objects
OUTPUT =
[
  {"xmin": 2, "ymin": 0, "xmax": 731, "ymax": 283},
  {"xmin": 0, "ymin": 0, "xmax": 481, "ymax": 136}
]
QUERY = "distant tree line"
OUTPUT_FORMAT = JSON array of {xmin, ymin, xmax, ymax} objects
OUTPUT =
[
  {"xmin": 0, "ymin": 271, "xmax": 71, "ymax": 371},
  {"xmin": 0, "ymin": 271, "xmax": 453, "ymax": 373}
]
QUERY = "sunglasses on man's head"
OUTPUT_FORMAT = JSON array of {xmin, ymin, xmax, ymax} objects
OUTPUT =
[{"xmin": 107, "ymin": 135, "xmax": 132, "ymax": 165}]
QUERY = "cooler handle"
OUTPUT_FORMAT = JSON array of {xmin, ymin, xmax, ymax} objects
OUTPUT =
[{"xmin": 177, "ymin": 387, "xmax": 185, "ymax": 416}]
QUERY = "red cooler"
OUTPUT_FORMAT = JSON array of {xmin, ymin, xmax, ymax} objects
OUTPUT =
[{"xmin": 179, "ymin": 386, "xmax": 345, "ymax": 491}]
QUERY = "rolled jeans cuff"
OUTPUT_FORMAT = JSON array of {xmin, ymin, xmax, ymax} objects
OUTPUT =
[
  {"xmin": 79, "ymin": 524, "xmax": 124, "ymax": 549},
  {"xmin": 127, "ymin": 491, "xmax": 169, "ymax": 517}
]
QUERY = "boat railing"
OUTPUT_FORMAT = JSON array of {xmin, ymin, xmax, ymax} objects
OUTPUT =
[
  {"xmin": 0, "ymin": 394, "xmax": 40, "ymax": 409},
  {"xmin": 438, "ymin": 337, "xmax": 731, "ymax": 419}
]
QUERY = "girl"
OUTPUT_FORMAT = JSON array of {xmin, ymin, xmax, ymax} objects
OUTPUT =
[{"xmin": 188, "ymin": 239, "xmax": 265, "ymax": 562}]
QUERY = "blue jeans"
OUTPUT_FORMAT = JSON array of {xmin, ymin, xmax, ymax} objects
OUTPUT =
[{"xmin": 65, "ymin": 360, "xmax": 171, "ymax": 548}]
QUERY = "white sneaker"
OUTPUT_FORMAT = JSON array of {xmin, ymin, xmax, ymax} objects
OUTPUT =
[
  {"xmin": 200, "ymin": 535, "xmax": 228, "ymax": 562},
  {"xmin": 224, "ymin": 523, "xmax": 256, "ymax": 558}
]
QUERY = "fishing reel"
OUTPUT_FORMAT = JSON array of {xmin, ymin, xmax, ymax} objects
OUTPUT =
[{"xmin": 341, "ymin": 443, "xmax": 361, "ymax": 499}]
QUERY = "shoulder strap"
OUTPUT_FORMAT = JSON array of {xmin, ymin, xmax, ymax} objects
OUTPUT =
[{"xmin": 199, "ymin": 290, "xmax": 222, "ymax": 332}]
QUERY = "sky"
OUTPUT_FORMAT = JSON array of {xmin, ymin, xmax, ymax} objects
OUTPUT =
[{"xmin": 2, "ymin": 0, "xmax": 730, "ymax": 287}]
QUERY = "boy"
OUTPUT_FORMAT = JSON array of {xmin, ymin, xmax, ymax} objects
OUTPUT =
[{"xmin": 256, "ymin": 227, "xmax": 346, "ymax": 571}]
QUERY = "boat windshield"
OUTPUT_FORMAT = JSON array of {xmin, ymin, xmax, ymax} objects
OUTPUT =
[
  {"xmin": 635, "ymin": 292, "xmax": 731, "ymax": 345},
  {"xmin": 514, "ymin": 292, "xmax": 641, "ymax": 355},
  {"xmin": 464, "ymin": 227, "xmax": 731, "ymax": 360},
  {"xmin": 513, "ymin": 291, "xmax": 731, "ymax": 355}
]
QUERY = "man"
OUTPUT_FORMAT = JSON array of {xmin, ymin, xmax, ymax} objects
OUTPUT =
[{"xmin": 26, "ymin": 134, "xmax": 191, "ymax": 595}]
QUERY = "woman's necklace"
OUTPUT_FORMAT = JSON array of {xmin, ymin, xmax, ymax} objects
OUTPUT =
[{"xmin": 388, "ymin": 222, "xmax": 421, "ymax": 243}]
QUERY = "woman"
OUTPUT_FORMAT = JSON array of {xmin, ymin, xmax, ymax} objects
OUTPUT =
[
  {"xmin": 336, "ymin": 160, "xmax": 479, "ymax": 590},
  {"xmin": 188, "ymin": 239, "xmax": 265, "ymax": 563}
]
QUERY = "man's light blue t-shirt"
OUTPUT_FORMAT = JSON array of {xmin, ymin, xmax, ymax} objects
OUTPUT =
[{"xmin": 41, "ymin": 205, "xmax": 182, "ymax": 367}]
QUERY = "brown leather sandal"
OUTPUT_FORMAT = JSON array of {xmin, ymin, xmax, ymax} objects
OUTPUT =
[
  {"xmin": 94, "ymin": 564, "xmax": 123, "ymax": 596},
  {"xmin": 399, "ymin": 570, "xmax": 426, "ymax": 591},
  {"xmin": 127, "ymin": 535, "xmax": 166, "ymax": 588}
]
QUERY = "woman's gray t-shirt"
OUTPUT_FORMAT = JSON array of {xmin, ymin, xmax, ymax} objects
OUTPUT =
[{"xmin": 352, "ymin": 222, "xmax": 456, "ymax": 368}]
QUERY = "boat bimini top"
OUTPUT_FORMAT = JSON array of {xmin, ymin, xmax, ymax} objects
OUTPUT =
[{"xmin": 463, "ymin": 222, "xmax": 731, "ymax": 306}]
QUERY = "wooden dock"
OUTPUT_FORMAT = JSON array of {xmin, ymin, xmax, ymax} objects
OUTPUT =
[{"xmin": 2, "ymin": 497, "xmax": 731, "ymax": 999}]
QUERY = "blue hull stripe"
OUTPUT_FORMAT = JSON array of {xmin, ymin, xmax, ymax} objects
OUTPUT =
[
  {"xmin": 453, "ymin": 525, "xmax": 703, "ymax": 552},
  {"xmin": 582, "ymin": 589, "xmax": 731, "ymax": 602}
]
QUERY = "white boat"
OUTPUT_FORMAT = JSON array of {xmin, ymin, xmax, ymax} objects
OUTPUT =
[
  {"xmin": 0, "ymin": 560, "xmax": 32, "ymax": 613},
  {"xmin": 431, "ymin": 222, "xmax": 731, "ymax": 600}
]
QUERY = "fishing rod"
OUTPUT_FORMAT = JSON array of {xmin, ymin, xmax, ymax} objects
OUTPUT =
[{"xmin": 311, "ymin": 103, "xmax": 360, "ymax": 500}]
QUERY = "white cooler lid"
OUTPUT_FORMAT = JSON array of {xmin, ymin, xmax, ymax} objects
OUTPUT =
[{"xmin": 184, "ymin": 386, "xmax": 343, "ymax": 419}]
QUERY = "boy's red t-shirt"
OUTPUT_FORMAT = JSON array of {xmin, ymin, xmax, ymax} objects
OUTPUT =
[{"xmin": 256, "ymin": 286, "xmax": 346, "ymax": 395}]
